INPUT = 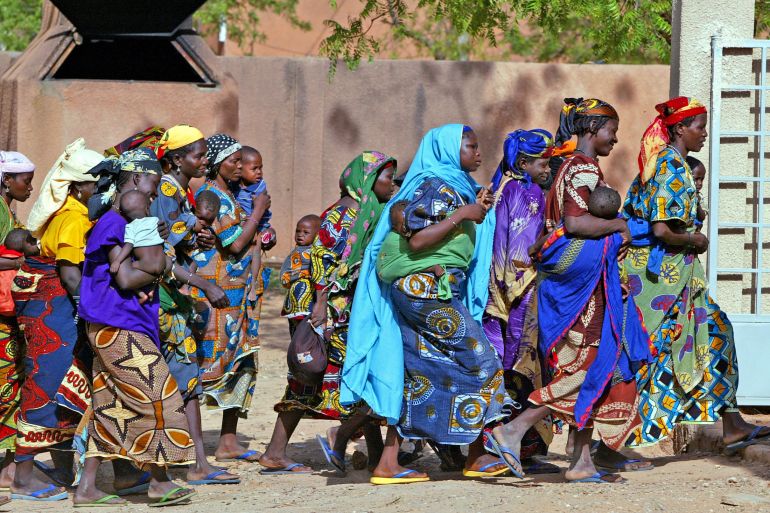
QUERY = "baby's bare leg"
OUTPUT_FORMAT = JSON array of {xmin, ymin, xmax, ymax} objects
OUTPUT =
[{"xmin": 129, "ymin": 245, "xmax": 168, "ymax": 277}]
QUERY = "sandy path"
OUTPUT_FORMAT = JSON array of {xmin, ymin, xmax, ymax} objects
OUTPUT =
[{"xmin": 5, "ymin": 291, "xmax": 770, "ymax": 512}]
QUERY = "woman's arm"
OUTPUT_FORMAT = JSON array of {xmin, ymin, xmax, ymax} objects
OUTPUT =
[
  {"xmin": 223, "ymin": 192, "xmax": 271, "ymax": 255},
  {"xmin": 652, "ymin": 221, "xmax": 708, "ymax": 253},
  {"xmin": 408, "ymin": 204, "xmax": 487, "ymax": 252},
  {"xmin": 173, "ymin": 265, "xmax": 229, "ymax": 308},
  {"xmin": 0, "ymin": 257, "xmax": 21, "ymax": 271},
  {"xmin": 58, "ymin": 261, "xmax": 82, "ymax": 297}
]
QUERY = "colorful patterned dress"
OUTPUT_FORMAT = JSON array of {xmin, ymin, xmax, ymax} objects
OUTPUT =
[
  {"xmin": 0, "ymin": 197, "xmax": 22, "ymax": 450},
  {"xmin": 483, "ymin": 174, "xmax": 552, "ymax": 458},
  {"xmin": 12, "ymin": 196, "xmax": 92, "ymax": 460},
  {"xmin": 151, "ymin": 174, "xmax": 204, "ymax": 402},
  {"xmin": 392, "ymin": 177, "xmax": 512, "ymax": 445},
  {"xmin": 623, "ymin": 146, "xmax": 738, "ymax": 447},
  {"xmin": 529, "ymin": 154, "xmax": 641, "ymax": 450},
  {"xmin": 79, "ymin": 209, "xmax": 195, "ymax": 466},
  {"xmin": 192, "ymin": 181, "xmax": 268, "ymax": 413},
  {"xmin": 274, "ymin": 205, "xmax": 358, "ymax": 419}
]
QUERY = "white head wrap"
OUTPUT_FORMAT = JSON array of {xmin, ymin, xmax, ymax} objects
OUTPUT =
[{"xmin": 27, "ymin": 138, "xmax": 102, "ymax": 237}]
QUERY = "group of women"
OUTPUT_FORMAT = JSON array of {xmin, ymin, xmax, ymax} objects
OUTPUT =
[{"xmin": 0, "ymin": 93, "xmax": 765, "ymax": 506}]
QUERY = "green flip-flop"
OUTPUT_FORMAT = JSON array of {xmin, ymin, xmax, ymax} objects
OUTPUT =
[
  {"xmin": 73, "ymin": 494, "xmax": 127, "ymax": 508},
  {"xmin": 148, "ymin": 487, "xmax": 196, "ymax": 508}
]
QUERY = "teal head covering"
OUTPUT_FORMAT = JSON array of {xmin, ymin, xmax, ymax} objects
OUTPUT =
[{"xmin": 340, "ymin": 123, "xmax": 496, "ymax": 424}]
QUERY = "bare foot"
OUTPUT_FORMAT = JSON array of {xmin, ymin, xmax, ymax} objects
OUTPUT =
[
  {"xmin": 147, "ymin": 480, "xmax": 194, "ymax": 502},
  {"xmin": 0, "ymin": 462, "xmax": 14, "ymax": 490},
  {"xmin": 73, "ymin": 487, "xmax": 126, "ymax": 506},
  {"xmin": 258, "ymin": 455, "xmax": 312, "ymax": 473},
  {"xmin": 593, "ymin": 441, "xmax": 653, "ymax": 471},
  {"xmin": 371, "ymin": 461, "xmax": 427, "ymax": 480},
  {"xmin": 723, "ymin": 421, "xmax": 770, "ymax": 446},
  {"xmin": 187, "ymin": 462, "xmax": 240, "ymax": 483},
  {"xmin": 11, "ymin": 473, "xmax": 66, "ymax": 499},
  {"xmin": 214, "ymin": 441, "xmax": 262, "ymax": 462},
  {"xmin": 490, "ymin": 423, "xmax": 526, "ymax": 476},
  {"xmin": 464, "ymin": 453, "xmax": 506, "ymax": 473}
]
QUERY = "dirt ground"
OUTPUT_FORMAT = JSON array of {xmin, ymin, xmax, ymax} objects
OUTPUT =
[{"xmin": 5, "ymin": 290, "xmax": 770, "ymax": 513}]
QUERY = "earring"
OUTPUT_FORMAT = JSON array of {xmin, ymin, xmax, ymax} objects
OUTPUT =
[{"xmin": 77, "ymin": 191, "xmax": 82, "ymax": 199}]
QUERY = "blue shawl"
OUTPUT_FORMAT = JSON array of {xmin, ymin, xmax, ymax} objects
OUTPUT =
[
  {"xmin": 340, "ymin": 124, "xmax": 496, "ymax": 424},
  {"xmin": 537, "ymin": 228, "xmax": 652, "ymax": 429}
]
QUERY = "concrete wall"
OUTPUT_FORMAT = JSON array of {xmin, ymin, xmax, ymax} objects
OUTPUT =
[
  {"xmin": 1, "ymin": 55, "xmax": 670, "ymax": 262},
  {"xmin": 671, "ymin": 0, "xmax": 759, "ymax": 315}
]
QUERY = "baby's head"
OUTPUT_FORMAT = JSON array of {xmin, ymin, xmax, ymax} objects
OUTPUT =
[
  {"xmin": 295, "ymin": 214, "xmax": 320, "ymax": 246},
  {"xmin": 119, "ymin": 190, "xmax": 150, "ymax": 222},
  {"xmin": 196, "ymin": 190, "xmax": 221, "ymax": 227},
  {"xmin": 686, "ymin": 156, "xmax": 706, "ymax": 192},
  {"xmin": 588, "ymin": 186, "xmax": 621, "ymax": 220},
  {"xmin": 240, "ymin": 146, "xmax": 263, "ymax": 186},
  {"xmin": 389, "ymin": 200, "xmax": 410, "ymax": 236},
  {"xmin": 4, "ymin": 228, "xmax": 39, "ymax": 257}
]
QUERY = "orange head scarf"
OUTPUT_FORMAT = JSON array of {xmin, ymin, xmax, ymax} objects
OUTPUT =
[{"xmin": 638, "ymin": 97, "xmax": 707, "ymax": 183}]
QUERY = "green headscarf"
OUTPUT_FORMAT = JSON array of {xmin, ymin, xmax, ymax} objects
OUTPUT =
[{"xmin": 333, "ymin": 151, "xmax": 396, "ymax": 290}]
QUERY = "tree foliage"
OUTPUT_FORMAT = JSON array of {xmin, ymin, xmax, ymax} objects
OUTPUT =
[
  {"xmin": 0, "ymin": 0, "xmax": 42, "ymax": 52},
  {"xmin": 195, "ymin": 0, "xmax": 311, "ymax": 55}
]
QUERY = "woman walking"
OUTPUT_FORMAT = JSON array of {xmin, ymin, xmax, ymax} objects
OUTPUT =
[
  {"xmin": 74, "ymin": 148, "xmax": 196, "ymax": 507},
  {"xmin": 624, "ymin": 97, "xmax": 770, "ymax": 451},
  {"xmin": 192, "ymin": 134, "xmax": 270, "ymax": 462},
  {"xmin": 10, "ymin": 140, "xmax": 101, "ymax": 501}
]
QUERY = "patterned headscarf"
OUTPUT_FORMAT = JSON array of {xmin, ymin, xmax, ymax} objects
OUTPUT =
[
  {"xmin": 159, "ymin": 125, "xmax": 205, "ymax": 154},
  {"xmin": 555, "ymin": 97, "xmax": 619, "ymax": 145},
  {"xmin": 27, "ymin": 139, "xmax": 102, "ymax": 237},
  {"xmin": 638, "ymin": 96, "xmax": 707, "ymax": 183},
  {"xmin": 105, "ymin": 126, "xmax": 166, "ymax": 159},
  {"xmin": 0, "ymin": 151, "xmax": 35, "ymax": 185},
  {"xmin": 334, "ymin": 151, "xmax": 396, "ymax": 290},
  {"xmin": 87, "ymin": 147, "xmax": 161, "ymax": 220},
  {"xmin": 206, "ymin": 133, "xmax": 241, "ymax": 177},
  {"xmin": 490, "ymin": 129, "xmax": 554, "ymax": 193}
]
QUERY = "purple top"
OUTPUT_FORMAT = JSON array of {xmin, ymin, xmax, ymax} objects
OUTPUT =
[{"xmin": 79, "ymin": 209, "xmax": 160, "ymax": 345}]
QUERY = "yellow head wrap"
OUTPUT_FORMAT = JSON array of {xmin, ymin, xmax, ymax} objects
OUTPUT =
[
  {"xmin": 159, "ymin": 125, "xmax": 205, "ymax": 152},
  {"xmin": 27, "ymin": 138, "xmax": 103, "ymax": 237}
]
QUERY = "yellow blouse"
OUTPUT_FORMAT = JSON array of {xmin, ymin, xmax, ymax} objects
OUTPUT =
[{"xmin": 39, "ymin": 195, "xmax": 93, "ymax": 264}]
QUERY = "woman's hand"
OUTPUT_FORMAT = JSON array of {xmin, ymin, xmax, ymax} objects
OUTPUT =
[
  {"xmin": 157, "ymin": 220, "xmax": 170, "ymax": 240},
  {"xmin": 202, "ymin": 282, "xmax": 229, "ymax": 308},
  {"xmin": 252, "ymin": 191, "xmax": 271, "ymax": 213},
  {"xmin": 476, "ymin": 188, "xmax": 494, "ymax": 211},
  {"xmin": 615, "ymin": 219, "xmax": 632, "ymax": 262},
  {"xmin": 0, "ymin": 257, "xmax": 24, "ymax": 271},
  {"xmin": 197, "ymin": 228, "xmax": 216, "ymax": 250},
  {"xmin": 457, "ymin": 204, "xmax": 488, "ymax": 224},
  {"xmin": 691, "ymin": 232, "xmax": 709, "ymax": 254},
  {"xmin": 309, "ymin": 295, "xmax": 328, "ymax": 328},
  {"xmin": 192, "ymin": 218, "xmax": 207, "ymax": 234}
]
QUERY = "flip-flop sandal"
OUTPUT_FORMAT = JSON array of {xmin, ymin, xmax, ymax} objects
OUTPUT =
[
  {"xmin": 568, "ymin": 471, "xmax": 626, "ymax": 484},
  {"xmin": 215, "ymin": 449, "xmax": 261, "ymax": 462},
  {"xmin": 33, "ymin": 461, "xmax": 74, "ymax": 488},
  {"xmin": 724, "ymin": 426, "xmax": 770, "ymax": 455},
  {"xmin": 316, "ymin": 434, "xmax": 345, "ymax": 473},
  {"xmin": 597, "ymin": 458, "xmax": 654, "ymax": 472},
  {"xmin": 148, "ymin": 487, "xmax": 196, "ymax": 508},
  {"xmin": 73, "ymin": 494, "xmax": 127, "ymax": 508},
  {"xmin": 462, "ymin": 460, "xmax": 510, "ymax": 478},
  {"xmin": 114, "ymin": 471, "xmax": 152, "ymax": 496},
  {"xmin": 259, "ymin": 463, "xmax": 313, "ymax": 475},
  {"xmin": 522, "ymin": 460, "xmax": 561, "ymax": 475},
  {"xmin": 10, "ymin": 483, "xmax": 68, "ymax": 501},
  {"xmin": 188, "ymin": 469, "xmax": 241, "ymax": 485},
  {"xmin": 486, "ymin": 434, "xmax": 525, "ymax": 479},
  {"xmin": 370, "ymin": 469, "xmax": 430, "ymax": 485}
]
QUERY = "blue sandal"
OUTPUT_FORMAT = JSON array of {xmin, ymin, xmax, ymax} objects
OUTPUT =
[
  {"xmin": 188, "ymin": 469, "xmax": 241, "ymax": 485},
  {"xmin": 486, "ymin": 435, "xmax": 524, "ymax": 479},
  {"xmin": 10, "ymin": 483, "xmax": 68, "ymax": 501},
  {"xmin": 316, "ymin": 434, "xmax": 345, "ymax": 473},
  {"xmin": 259, "ymin": 463, "xmax": 312, "ymax": 475},
  {"xmin": 568, "ymin": 471, "xmax": 625, "ymax": 484},
  {"xmin": 724, "ymin": 426, "xmax": 770, "ymax": 455}
]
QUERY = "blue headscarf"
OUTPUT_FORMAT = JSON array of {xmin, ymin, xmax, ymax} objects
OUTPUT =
[
  {"xmin": 340, "ymin": 124, "xmax": 496, "ymax": 424},
  {"xmin": 489, "ymin": 128, "xmax": 554, "ymax": 193}
]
